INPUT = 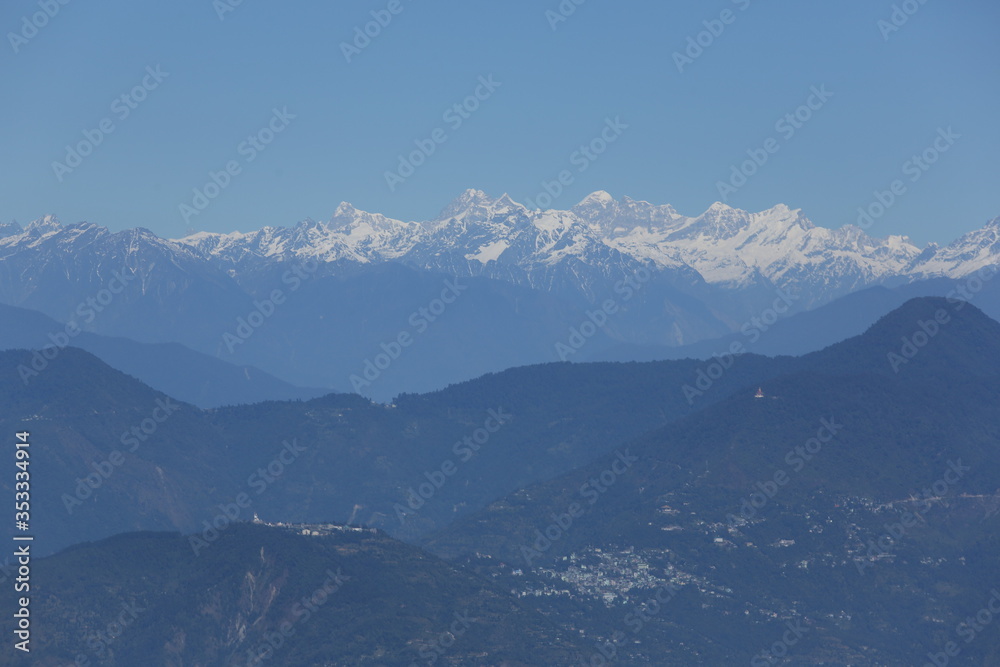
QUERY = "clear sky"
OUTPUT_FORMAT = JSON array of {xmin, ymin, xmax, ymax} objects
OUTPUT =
[{"xmin": 1, "ymin": 0, "xmax": 997, "ymax": 246}]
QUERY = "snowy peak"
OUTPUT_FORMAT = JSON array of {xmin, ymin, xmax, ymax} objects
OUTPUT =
[
  {"xmin": 493, "ymin": 193, "xmax": 525, "ymax": 213},
  {"xmin": 13, "ymin": 193, "xmax": 998, "ymax": 306},
  {"xmin": 575, "ymin": 190, "xmax": 616, "ymax": 208},
  {"xmin": 673, "ymin": 202, "xmax": 814, "ymax": 243},
  {"xmin": 572, "ymin": 192, "xmax": 682, "ymax": 238},
  {"xmin": 433, "ymin": 190, "xmax": 530, "ymax": 224},
  {"xmin": 672, "ymin": 202, "xmax": 751, "ymax": 241},
  {"xmin": 909, "ymin": 215, "xmax": 1000, "ymax": 278},
  {"xmin": 757, "ymin": 204, "xmax": 814, "ymax": 230},
  {"xmin": 25, "ymin": 215, "xmax": 63, "ymax": 235},
  {"xmin": 332, "ymin": 201, "xmax": 357, "ymax": 219},
  {"xmin": 427, "ymin": 191, "xmax": 531, "ymax": 254},
  {"xmin": 620, "ymin": 196, "xmax": 679, "ymax": 220},
  {"xmin": 328, "ymin": 202, "xmax": 411, "ymax": 232},
  {"xmin": 438, "ymin": 189, "xmax": 497, "ymax": 220},
  {"xmin": 572, "ymin": 191, "xmax": 618, "ymax": 227}
]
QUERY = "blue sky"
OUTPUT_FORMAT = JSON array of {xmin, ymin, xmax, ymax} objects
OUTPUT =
[{"xmin": 1, "ymin": 0, "xmax": 997, "ymax": 245}]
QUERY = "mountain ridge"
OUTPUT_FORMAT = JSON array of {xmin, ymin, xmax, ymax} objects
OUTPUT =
[
  {"xmin": 0, "ymin": 302, "xmax": 328, "ymax": 408},
  {"xmin": 3, "ymin": 194, "xmax": 997, "ymax": 400},
  {"xmin": 12, "ymin": 192, "xmax": 997, "ymax": 300}
]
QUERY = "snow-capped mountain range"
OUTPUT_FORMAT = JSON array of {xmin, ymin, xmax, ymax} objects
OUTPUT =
[
  {"xmin": 170, "ymin": 189, "xmax": 998, "ymax": 296},
  {"xmin": 3, "ymin": 190, "xmax": 997, "ymax": 310}
]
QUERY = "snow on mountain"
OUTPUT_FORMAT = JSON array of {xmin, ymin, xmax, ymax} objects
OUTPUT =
[
  {"xmin": 175, "ymin": 205, "xmax": 425, "ymax": 267},
  {"xmin": 404, "ymin": 190, "xmax": 657, "ymax": 298},
  {"xmin": 435, "ymin": 188, "xmax": 504, "ymax": 221},
  {"xmin": 908, "ymin": 216, "xmax": 1000, "ymax": 278},
  {"xmin": 465, "ymin": 239, "xmax": 509, "ymax": 265},
  {"xmin": 326, "ymin": 202, "xmax": 424, "ymax": 261},
  {"xmin": 649, "ymin": 203, "xmax": 924, "ymax": 294},
  {"xmin": 25, "ymin": 214, "xmax": 63, "ymax": 236},
  {"xmin": 0, "ymin": 216, "xmax": 240, "ymax": 331},
  {"xmin": 9, "ymin": 194, "xmax": 999, "ymax": 310},
  {"xmin": 572, "ymin": 192, "xmax": 684, "ymax": 237},
  {"xmin": 0, "ymin": 216, "xmax": 191, "ymax": 263},
  {"xmin": 571, "ymin": 197, "xmax": 928, "ymax": 296}
]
